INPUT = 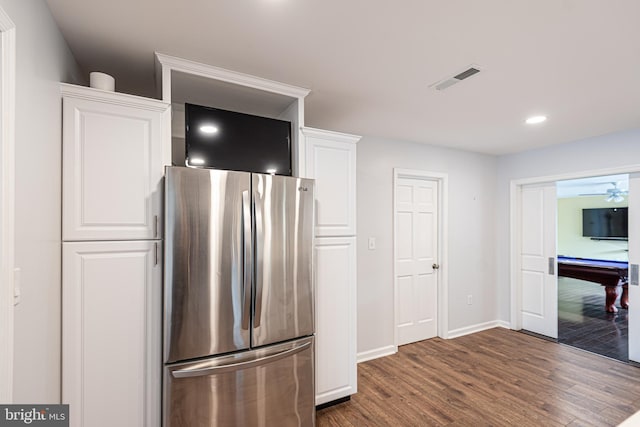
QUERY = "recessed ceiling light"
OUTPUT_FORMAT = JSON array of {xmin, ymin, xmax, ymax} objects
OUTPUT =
[
  {"xmin": 525, "ymin": 115, "xmax": 547, "ymax": 125},
  {"xmin": 200, "ymin": 125, "xmax": 219, "ymax": 134}
]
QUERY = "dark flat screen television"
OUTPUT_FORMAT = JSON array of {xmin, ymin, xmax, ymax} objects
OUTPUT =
[
  {"xmin": 582, "ymin": 207, "xmax": 628, "ymax": 238},
  {"xmin": 185, "ymin": 103, "xmax": 292, "ymax": 176}
]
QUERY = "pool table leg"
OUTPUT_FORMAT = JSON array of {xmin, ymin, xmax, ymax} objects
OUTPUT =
[
  {"xmin": 605, "ymin": 286, "xmax": 619, "ymax": 313},
  {"xmin": 621, "ymin": 284, "xmax": 629, "ymax": 309}
]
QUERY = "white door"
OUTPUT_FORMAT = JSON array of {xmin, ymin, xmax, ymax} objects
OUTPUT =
[
  {"xmin": 628, "ymin": 173, "xmax": 640, "ymax": 362},
  {"xmin": 395, "ymin": 177, "xmax": 438, "ymax": 345},
  {"xmin": 520, "ymin": 183, "xmax": 558, "ymax": 338}
]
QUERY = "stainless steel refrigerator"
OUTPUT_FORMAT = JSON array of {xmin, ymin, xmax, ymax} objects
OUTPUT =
[{"xmin": 163, "ymin": 166, "xmax": 315, "ymax": 426}]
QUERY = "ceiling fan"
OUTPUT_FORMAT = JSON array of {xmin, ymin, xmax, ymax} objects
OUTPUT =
[{"xmin": 579, "ymin": 182, "xmax": 628, "ymax": 202}]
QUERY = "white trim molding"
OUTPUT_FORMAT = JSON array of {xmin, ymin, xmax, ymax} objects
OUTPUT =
[
  {"xmin": 60, "ymin": 83, "xmax": 169, "ymax": 112},
  {"xmin": 447, "ymin": 320, "xmax": 510, "ymax": 340},
  {"xmin": 509, "ymin": 164, "xmax": 640, "ymax": 331},
  {"xmin": 301, "ymin": 127, "xmax": 361, "ymax": 145},
  {"xmin": 393, "ymin": 168, "xmax": 450, "ymax": 344},
  {"xmin": 154, "ymin": 52, "xmax": 311, "ymax": 103},
  {"xmin": 0, "ymin": 6, "xmax": 16, "ymax": 403},
  {"xmin": 357, "ymin": 345, "xmax": 397, "ymax": 364}
]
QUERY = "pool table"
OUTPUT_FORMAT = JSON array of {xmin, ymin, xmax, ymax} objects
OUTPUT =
[{"xmin": 557, "ymin": 256, "xmax": 629, "ymax": 313}]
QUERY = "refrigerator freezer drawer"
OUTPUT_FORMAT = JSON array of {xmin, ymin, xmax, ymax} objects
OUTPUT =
[{"xmin": 164, "ymin": 336, "xmax": 315, "ymax": 427}]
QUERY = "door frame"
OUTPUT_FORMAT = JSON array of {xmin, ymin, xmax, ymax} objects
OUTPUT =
[
  {"xmin": 510, "ymin": 164, "xmax": 640, "ymax": 331},
  {"xmin": 0, "ymin": 6, "xmax": 16, "ymax": 403},
  {"xmin": 393, "ymin": 168, "xmax": 449, "ymax": 349}
]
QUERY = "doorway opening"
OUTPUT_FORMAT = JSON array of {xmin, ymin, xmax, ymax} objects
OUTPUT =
[
  {"xmin": 556, "ymin": 174, "xmax": 629, "ymax": 362},
  {"xmin": 512, "ymin": 167, "xmax": 639, "ymax": 364}
]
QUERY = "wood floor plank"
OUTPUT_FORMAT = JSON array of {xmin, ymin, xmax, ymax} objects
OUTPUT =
[{"xmin": 316, "ymin": 328, "xmax": 640, "ymax": 427}]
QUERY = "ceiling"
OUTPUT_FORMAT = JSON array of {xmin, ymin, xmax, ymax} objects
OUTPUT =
[
  {"xmin": 44, "ymin": 0, "xmax": 640, "ymax": 155},
  {"xmin": 556, "ymin": 174, "xmax": 628, "ymax": 199}
]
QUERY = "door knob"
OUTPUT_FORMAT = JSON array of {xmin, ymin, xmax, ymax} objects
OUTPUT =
[{"xmin": 432, "ymin": 263, "xmax": 440, "ymax": 270}]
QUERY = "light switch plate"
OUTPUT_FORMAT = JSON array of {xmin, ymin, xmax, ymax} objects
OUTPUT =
[{"xmin": 368, "ymin": 237, "xmax": 376, "ymax": 250}]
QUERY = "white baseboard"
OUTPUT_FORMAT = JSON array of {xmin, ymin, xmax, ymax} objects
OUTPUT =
[
  {"xmin": 357, "ymin": 345, "xmax": 396, "ymax": 363},
  {"xmin": 356, "ymin": 321, "xmax": 511, "ymax": 362},
  {"xmin": 447, "ymin": 320, "xmax": 510, "ymax": 339}
]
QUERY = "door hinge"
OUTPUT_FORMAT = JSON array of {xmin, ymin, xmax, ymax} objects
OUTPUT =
[
  {"xmin": 548, "ymin": 257, "xmax": 555, "ymax": 275},
  {"xmin": 13, "ymin": 267, "xmax": 21, "ymax": 306}
]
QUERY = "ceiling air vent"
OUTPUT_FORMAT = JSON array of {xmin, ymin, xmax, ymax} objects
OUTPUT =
[{"xmin": 430, "ymin": 65, "xmax": 482, "ymax": 91}]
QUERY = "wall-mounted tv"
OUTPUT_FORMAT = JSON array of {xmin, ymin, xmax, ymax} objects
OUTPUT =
[
  {"xmin": 185, "ymin": 103, "xmax": 292, "ymax": 176},
  {"xmin": 582, "ymin": 207, "xmax": 628, "ymax": 238}
]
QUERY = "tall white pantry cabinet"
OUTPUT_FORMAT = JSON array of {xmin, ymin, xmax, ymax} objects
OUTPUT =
[
  {"xmin": 61, "ymin": 83, "xmax": 169, "ymax": 427},
  {"xmin": 302, "ymin": 127, "xmax": 360, "ymax": 406}
]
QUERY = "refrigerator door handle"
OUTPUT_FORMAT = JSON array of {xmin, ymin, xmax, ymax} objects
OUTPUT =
[
  {"xmin": 242, "ymin": 190, "xmax": 252, "ymax": 330},
  {"xmin": 253, "ymin": 185, "xmax": 263, "ymax": 328},
  {"xmin": 171, "ymin": 341, "xmax": 311, "ymax": 378}
]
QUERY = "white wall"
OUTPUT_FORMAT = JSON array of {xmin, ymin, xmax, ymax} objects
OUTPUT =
[
  {"xmin": 0, "ymin": 0, "xmax": 81, "ymax": 403},
  {"xmin": 357, "ymin": 136, "xmax": 498, "ymax": 355},
  {"xmin": 496, "ymin": 128, "xmax": 640, "ymax": 323}
]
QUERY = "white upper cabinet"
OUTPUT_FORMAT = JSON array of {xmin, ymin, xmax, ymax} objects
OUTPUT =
[
  {"xmin": 302, "ymin": 127, "xmax": 360, "ymax": 237},
  {"xmin": 61, "ymin": 84, "xmax": 170, "ymax": 241}
]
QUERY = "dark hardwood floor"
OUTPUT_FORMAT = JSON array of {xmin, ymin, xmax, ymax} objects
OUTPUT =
[
  {"xmin": 316, "ymin": 328, "xmax": 640, "ymax": 427},
  {"xmin": 558, "ymin": 277, "xmax": 628, "ymax": 362}
]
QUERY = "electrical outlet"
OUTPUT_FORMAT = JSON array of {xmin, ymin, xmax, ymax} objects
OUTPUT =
[
  {"xmin": 467, "ymin": 295, "xmax": 472, "ymax": 305},
  {"xmin": 368, "ymin": 237, "xmax": 376, "ymax": 250}
]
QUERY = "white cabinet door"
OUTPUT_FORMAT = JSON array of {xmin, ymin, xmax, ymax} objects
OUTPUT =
[
  {"xmin": 62, "ymin": 85, "xmax": 169, "ymax": 241},
  {"xmin": 315, "ymin": 236, "xmax": 357, "ymax": 405},
  {"xmin": 62, "ymin": 240, "xmax": 162, "ymax": 427},
  {"xmin": 303, "ymin": 128, "xmax": 359, "ymax": 237}
]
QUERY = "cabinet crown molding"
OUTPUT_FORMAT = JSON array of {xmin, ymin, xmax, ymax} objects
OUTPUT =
[
  {"xmin": 301, "ymin": 127, "xmax": 361, "ymax": 144},
  {"xmin": 60, "ymin": 83, "xmax": 169, "ymax": 112},
  {"xmin": 155, "ymin": 52, "xmax": 310, "ymax": 100}
]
